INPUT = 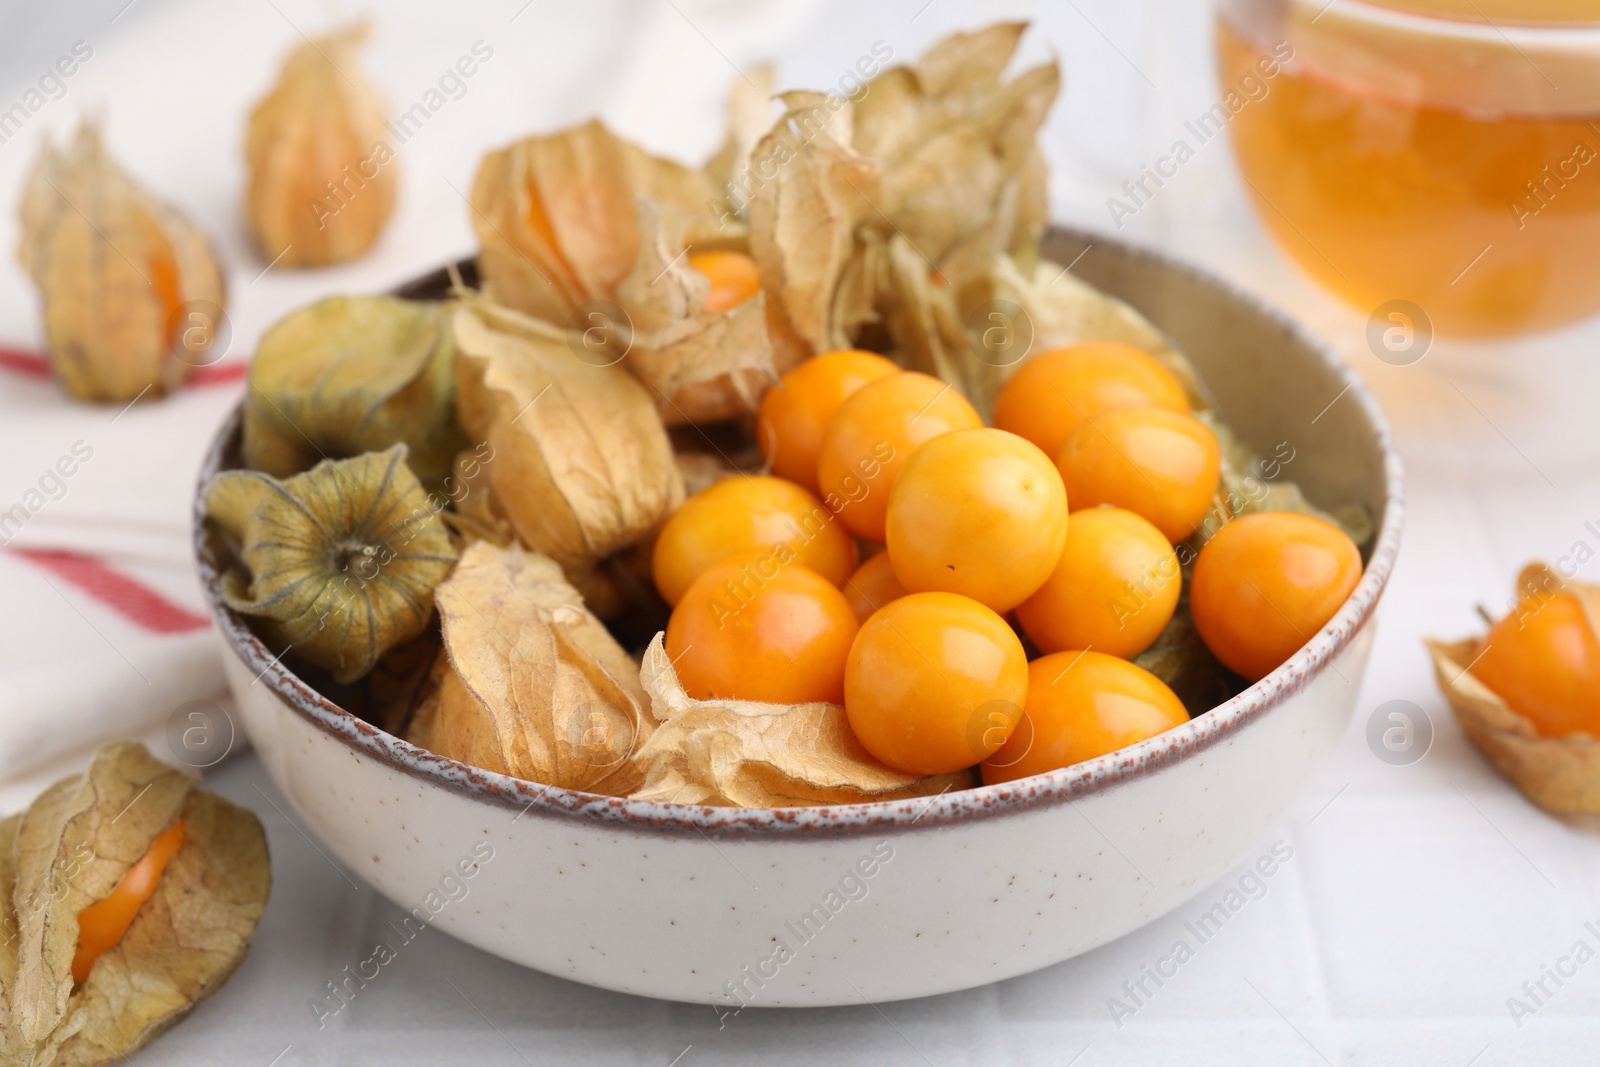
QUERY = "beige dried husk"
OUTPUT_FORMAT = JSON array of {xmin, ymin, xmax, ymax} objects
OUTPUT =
[
  {"xmin": 17, "ymin": 120, "xmax": 226, "ymax": 403},
  {"xmin": 469, "ymin": 119, "xmax": 721, "ymax": 322},
  {"xmin": 0, "ymin": 742, "xmax": 269, "ymax": 1067},
  {"xmin": 630, "ymin": 635, "xmax": 970, "ymax": 807},
  {"xmin": 451, "ymin": 297, "xmax": 683, "ymax": 602},
  {"xmin": 205, "ymin": 445, "xmax": 459, "ymax": 683},
  {"xmin": 852, "ymin": 21, "xmax": 1058, "ymax": 268},
  {"xmin": 746, "ymin": 91, "xmax": 885, "ymax": 369},
  {"xmin": 245, "ymin": 22, "xmax": 395, "ymax": 266},
  {"xmin": 411, "ymin": 541, "xmax": 654, "ymax": 795},
  {"xmin": 614, "ymin": 198, "xmax": 775, "ymax": 423},
  {"xmin": 361, "ymin": 629, "xmax": 447, "ymax": 737},
  {"xmin": 1428, "ymin": 564, "xmax": 1600, "ymax": 815},
  {"xmin": 440, "ymin": 444, "xmax": 516, "ymax": 550},
  {"xmin": 469, "ymin": 119, "xmax": 776, "ymax": 424},
  {"xmin": 241, "ymin": 295, "xmax": 467, "ymax": 489},
  {"xmin": 701, "ymin": 64, "xmax": 778, "ymax": 225}
]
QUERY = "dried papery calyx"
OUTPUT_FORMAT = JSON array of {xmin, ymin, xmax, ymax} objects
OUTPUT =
[
  {"xmin": 852, "ymin": 21, "xmax": 1058, "ymax": 268},
  {"xmin": 1429, "ymin": 564, "xmax": 1600, "ymax": 814},
  {"xmin": 701, "ymin": 64, "xmax": 777, "ymax": 226},
  {"xmin": 451, "ymin": 297, "xmax": 683, "ymax": 604},
  {"xmin": 17, "ymin": 119, "xmax": 226, "ymax": 403},
  {"xmin": 0, "ymin": 742, "xmax": 269, "ymax": 1067},
  {"xmin": 616, "ymin": 198, "xmax": 775, "ymax": 423},
  {"xmin": 204, "ymin": 445, "xmax": 458, "ymax": 683},
  {"xmin": 746, "ymin": 91, "xmax": 885, "ymax": 368},
  {"xmin": 241, "ymin": 295, "xmax": 466, "ymax": 489},
  {"xmin": 469, "ymin": 119, "xmax": 772, "ymax": 423},
  {"xmin": 245, "ymin": 22, "xmax": 396, "ymax": 266},
  {"xmin": 468, "ymin": 119, "xmax": 722, "ymax": 324},
  {"xmin": 409, "ymin": 541, "xmax": 655, "ymax": 795},
  {"xmin": 629, "ymin": 635, "xmax": 970, "ymax": 807}
]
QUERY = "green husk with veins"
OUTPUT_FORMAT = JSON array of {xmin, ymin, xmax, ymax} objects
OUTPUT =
[
  {"xmin": 205, "ymin": 445, "xmax": 458, "ymax": 683},
  {"xmin": 241, "ymin": 295, "xmax": 468, "ymax": 491},
  {"xmin": 1196, "ymin": 411, "xmax": 1373, "ymax": 549}
]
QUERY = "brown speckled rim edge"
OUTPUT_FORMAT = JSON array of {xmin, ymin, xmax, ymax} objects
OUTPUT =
[{"xmin": 194, "ymin": 227, "xmax": 1403, "ymax": 840}]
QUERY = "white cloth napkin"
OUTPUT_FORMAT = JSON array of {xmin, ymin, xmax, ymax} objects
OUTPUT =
[{"xmin": 0, "ymin": 350, "xmax": 244, "ymax": 812}]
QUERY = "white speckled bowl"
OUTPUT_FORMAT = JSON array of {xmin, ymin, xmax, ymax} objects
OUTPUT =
[{"xmin": 195, "ymin": 227, "xmax": 1401, "ymax": 1008}]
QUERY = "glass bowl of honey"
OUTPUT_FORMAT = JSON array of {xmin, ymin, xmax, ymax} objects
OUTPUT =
[{"xmin": 1217, "ymin": 0, "xmax": 1600, "ymax": 336}]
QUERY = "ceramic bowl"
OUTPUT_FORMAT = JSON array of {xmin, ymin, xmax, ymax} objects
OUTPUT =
[{"xmin": 194, "ymin": 226, "xmax": 1402, "ymax": 1008}]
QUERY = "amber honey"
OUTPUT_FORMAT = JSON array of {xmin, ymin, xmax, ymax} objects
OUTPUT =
[{"xmin": 1218, "ymin": 0, "xmax": 1600, "ymax": 336}]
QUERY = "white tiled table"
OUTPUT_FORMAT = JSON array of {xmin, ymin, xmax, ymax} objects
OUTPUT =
[{"xmin": 3, "ymin": 1, "xmax": 1598, "ymax": 1063}]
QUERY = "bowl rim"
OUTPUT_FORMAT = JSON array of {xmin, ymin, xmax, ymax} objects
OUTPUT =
[{"xmin": 195, "ymin": 224, "xmax": 1404, "ymax": 840}]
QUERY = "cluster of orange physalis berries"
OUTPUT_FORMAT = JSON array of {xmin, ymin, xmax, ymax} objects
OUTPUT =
[{"xmin": 654, "ymin": 341, "xmax": 1363, "ymax": 784}]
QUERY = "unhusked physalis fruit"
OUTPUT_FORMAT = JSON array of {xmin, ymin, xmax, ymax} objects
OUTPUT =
[
  {"xmin": 1428, "ymin": 564, "xmax": 1600, "ymax": 814},
  {"xmin": 0, "ymin": 742, "xmax": 269, "ymax": 1067},
  {"xmin": 815, "ymin": 370, "xmax": 981, "ymax": 542},
  {"xmin": 842, "ymin": 552, "xmax": 908, "ymax": 623},
  {"xmin": 1056, "ymin": 406, "xmax": 1222, "ymax": 543},
  {"xmin": 756, "ymin": 349, "xmax": 901, "ymax": 493},
  {"xmin": 884, "ymin": 427, "xmax": 1068, "ymax": 613},
  {"xmin": 651, "ymin": 475, "xmax": 857, "ymax": 606},
  {"xmin": 665, "ymin": 556, "xmax": 860, "ymax": 705},
  {"xmin": 1190, "ymin": 511, "xmax": 1362, "ymax": 682},
  {"xmin": 630, "ymin": 633, "xmax": 969, "ymax": 807},
  {"xmin": 993, "ymin": 342, "xmax": 1190, "ymax": 459},
  {"xmin": 688, "ymin": 250, "xmax": 761, "ymax": 312},
  {"xmin": 205, "ymin": 444, "xmax": 459, "ymax": 683},
  {"xmin": 245, "ymin": 22, "xmax": 395, "ymax": 266},
  {"xmin": 1017, "ymin": 506, "xmax": 1180, "ymax": 659},
  {"xmin": 242, "ymin": 295, "xmax": 466, "ymax": 489},
  {"xmin": 982, "ymin": 651, "xmax": 1188, "ymax": 784},
  {"xmin": 844, "ymin": 591, "xmax": 1028, "ymax": 775},
  {"xmin": 1474, "ymin": 581, "xmax": 1600, "ymax": 739},
  {"xmin": 17, "ymin": 119, "xmax": 226, "ymax": 402},
  {"xmin": 410, "ymin": 540, "xmax": 654, "ymax": 795}
]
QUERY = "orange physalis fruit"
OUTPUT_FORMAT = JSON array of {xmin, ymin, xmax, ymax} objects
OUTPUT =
[
  {"xmin": 689, "ymin": 250, "xmax": 762, "ymax": 312},
  {"xmin": 72, "ymin": 818, "xmax": 188, "ymax": 984}
]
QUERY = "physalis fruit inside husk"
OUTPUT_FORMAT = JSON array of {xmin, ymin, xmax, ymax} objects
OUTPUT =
[
  {"xmin": 468, "ymin": 118, "xmax": 777, "ymax": 426},
  {"xmin": 205, "ymin": 444, "xmax": 458, "ymax": 684},
  {"xmin": 0, "ymin": 742, "xmax": 269, "ymax": 1067},
  {"xmin": 449, "ymin": 295, "xmax": 683, "ymax": 616},
  {"xmin": 408, "ymin": 540, "xmax": 655, "ymax": 797},
  {"xmin": 242, "ymin": 295, "xmax": 466, "ymax": 492},
  {"xmin": 1428, "ymin": 563, "xmax": 1600, "ymax": 815},
  {"xmin": 17, "ymin": 119, "xmax": 227, "ymax": 403},
  {"xmin": 245, "ymin": 21, "xmax": 396, "ymax": 267}
]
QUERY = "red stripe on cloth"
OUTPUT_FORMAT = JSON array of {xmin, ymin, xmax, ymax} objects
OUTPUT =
[
  {"xmin": 0, "ymin": 346, "xmax": 51, "ymax": 379},
  {"xmin": 0, "ymin": 346, "xmax": 248, "ymax": 387},
  {"xmin": 190, "ymin": 360, "xmax": 250, "ymax": 385},
  {"xmin": 11, "ymin": 548, "xmax": 211, "ymax": 634}
]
